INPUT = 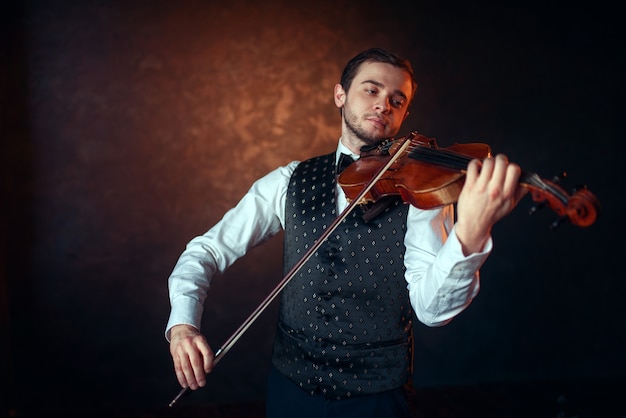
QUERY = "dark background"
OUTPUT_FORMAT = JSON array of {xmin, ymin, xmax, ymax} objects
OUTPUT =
[{"xmin": 2, "ymin": 0, "xmax": 624, "ymax": 416}]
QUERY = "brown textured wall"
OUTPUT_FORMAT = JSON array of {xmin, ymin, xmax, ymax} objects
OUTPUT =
[
  {"xmin": 8, "ymin": 0, "xmax": 418, "ymax": 410},
  {"xmin": 2, "ymin": 0, "xmax": 624, "ymax": 415}
]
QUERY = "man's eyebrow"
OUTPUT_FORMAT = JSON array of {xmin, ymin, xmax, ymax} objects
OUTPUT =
[{"xmin": 361, "ymin": 79, "xmax": 408, "ymax": 100}]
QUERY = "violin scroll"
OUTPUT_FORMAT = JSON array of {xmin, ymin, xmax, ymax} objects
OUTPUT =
[{"xmin": 526, "ymin": 174, "xmax": 600, "ymax": 228}]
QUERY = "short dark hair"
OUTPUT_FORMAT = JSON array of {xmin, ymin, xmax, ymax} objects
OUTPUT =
[{"xmin": 340, "ymin": 48, "xmax": 418, "ymax": 104}]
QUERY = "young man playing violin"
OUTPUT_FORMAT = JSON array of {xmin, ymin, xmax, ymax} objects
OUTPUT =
[{"xmin": 165, "ymin": 47, "xmax": 527, "ymax": 418}]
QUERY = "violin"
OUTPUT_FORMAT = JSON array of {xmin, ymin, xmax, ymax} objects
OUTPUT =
[{"xmin": 338, "ymin": 132, "xmax": 600, "ymax": 228}]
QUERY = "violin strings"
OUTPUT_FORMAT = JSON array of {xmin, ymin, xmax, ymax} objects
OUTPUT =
[
  {"xmin": 405, "ymin": 141, "xmax": 570, "ymax": 206},
  {"xmin": 521, "ymin": 172, "xmax": 569, "ymax": 204},
  {"xmin": 406, "ymin": 144, "xmax": 473, "ymax": 171}
]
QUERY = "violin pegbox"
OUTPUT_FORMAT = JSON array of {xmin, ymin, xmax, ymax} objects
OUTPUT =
[{"xmin": 525, "ymin": 171, "xmax": 600, "ymax": 229}]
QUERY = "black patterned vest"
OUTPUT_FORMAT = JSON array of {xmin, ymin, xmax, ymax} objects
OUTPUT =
[{"xmin": 271, "ymin": 151, "xmax": 413, "ymax": 399}]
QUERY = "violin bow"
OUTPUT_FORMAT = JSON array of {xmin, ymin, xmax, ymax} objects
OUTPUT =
[{"xmin": 168, "ymin": 134, "xmax": 416, "ymax": 407}]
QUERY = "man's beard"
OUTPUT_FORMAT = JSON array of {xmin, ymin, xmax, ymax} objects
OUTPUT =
[{"xmin": 343, "ymin": 106, "xmax": 390, "ymax": 147}]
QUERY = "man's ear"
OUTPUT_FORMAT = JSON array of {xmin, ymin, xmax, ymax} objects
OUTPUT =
[{"xmin": 333, "ymin": 83, "xmax": 346, "ymax": 109}]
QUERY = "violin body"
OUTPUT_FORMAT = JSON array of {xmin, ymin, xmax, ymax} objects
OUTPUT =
[
  {"xmin": 338, "ymin": 132, "xmax": 600, "ymax": 228},
  {"xmin": 339, "ymin": 136, "xmax": 491, "ymax": 209}
]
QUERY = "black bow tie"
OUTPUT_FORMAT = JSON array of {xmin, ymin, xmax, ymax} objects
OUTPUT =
[{"xmin": 336, "ymin": 153, "xmax": 356, "ymax": 176}]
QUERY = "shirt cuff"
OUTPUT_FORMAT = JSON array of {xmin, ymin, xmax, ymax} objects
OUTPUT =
[
  {"xmin": 445, "ymin": 225, "xmax": 492, "ymax": 276},
  {"xmin": 165, "ymin": 296, "xmax": 204, "ymax": 342}
]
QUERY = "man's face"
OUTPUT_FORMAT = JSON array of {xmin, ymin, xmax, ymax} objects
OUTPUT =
[{"xmin": 335, "ymin": 61, "xmax": 413, "ymax": 147}]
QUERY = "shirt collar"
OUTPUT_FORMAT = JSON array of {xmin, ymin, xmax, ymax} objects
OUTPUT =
[{"xmin": 336, "ymin": 138, "xmax": 359, "ymax": 165}]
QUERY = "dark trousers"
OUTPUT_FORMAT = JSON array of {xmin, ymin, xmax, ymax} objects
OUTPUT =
[{"xmin": 265, "ymin": 366, "xmax": 414, "ymax": 418}]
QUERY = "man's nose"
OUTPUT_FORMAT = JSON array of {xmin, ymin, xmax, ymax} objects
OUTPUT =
[{"xmin": 374, "ymin": 97, "xmax": 391, "ymax": 113}]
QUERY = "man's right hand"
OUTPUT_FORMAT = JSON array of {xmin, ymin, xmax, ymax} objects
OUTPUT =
[{"xmin": 169, "ymin": 324, "xmax": 214, "ymax": 390}]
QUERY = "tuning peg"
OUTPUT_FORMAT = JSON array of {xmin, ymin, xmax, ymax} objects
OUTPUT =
[
  {"xmin": 552, "ymin": 172, "xmax": 567, "ymax": 183},
  {"xmin": 529, "ymin": 202, "xmax": 545, "ymax": 216},
  {"xmin": 550, "ymin": 216, "xmax": 568, "ymax": 230}
]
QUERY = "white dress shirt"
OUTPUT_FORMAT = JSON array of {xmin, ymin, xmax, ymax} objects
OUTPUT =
[{"xmin": 166, "ymin": 139, "xmax": 491, "ymax": 340}]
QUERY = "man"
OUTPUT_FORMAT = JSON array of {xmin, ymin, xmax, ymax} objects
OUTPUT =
[{"xmin": 166, "ymin": 47, "xmax": 526, "ymax": 418}]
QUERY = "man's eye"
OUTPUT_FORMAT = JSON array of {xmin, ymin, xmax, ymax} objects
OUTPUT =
[{"xmin": 391, "ymin": 99, "xmax": 405, "ymax": 107}]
